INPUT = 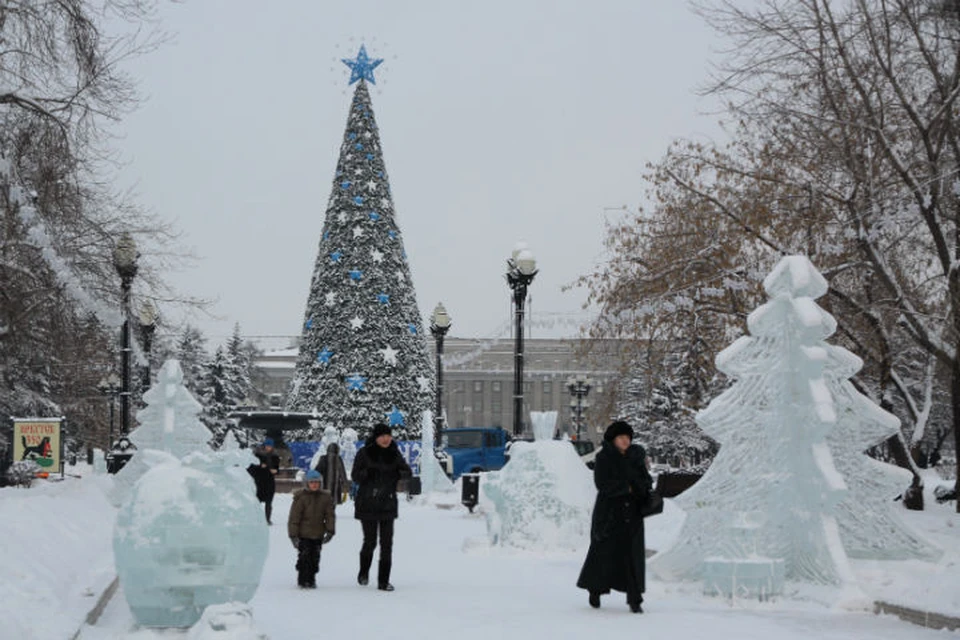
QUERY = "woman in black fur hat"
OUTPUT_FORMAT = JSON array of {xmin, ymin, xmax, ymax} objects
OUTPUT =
[
  {"xmin": 576, "ymin": 420, "xmax": 654, "ymax": 613},
  {"xmin": 351, "ymin": 422, "xmax": 412, "ymax": 591}
]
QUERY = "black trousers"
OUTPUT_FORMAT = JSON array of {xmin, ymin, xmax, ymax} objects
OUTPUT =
[
  {"xmin": 359, "ymin": 519, "xmax": 394, "ymax": 584},
  {"xmin": 296, "ymin": 538, "xmax": 322, "ymax": 586}
]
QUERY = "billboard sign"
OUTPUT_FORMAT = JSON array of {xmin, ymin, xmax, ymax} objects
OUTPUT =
[{"xmin": 12, "ymin": 418, "xmax": 62, "ymax": 472}]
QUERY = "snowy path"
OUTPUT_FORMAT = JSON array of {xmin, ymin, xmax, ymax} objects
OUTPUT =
[{"xmin": 80, "ymin": 494, "xmax": 948, "ymax": 639}]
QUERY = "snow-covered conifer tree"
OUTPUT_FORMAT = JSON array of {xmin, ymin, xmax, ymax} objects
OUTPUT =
[
  {"xmin": 176, "ymin": 325, "xmax": 207, "ymax": 397},
  {"xmin": 286, "ymin": 46, "xmax": 432, "ymax": 439}
]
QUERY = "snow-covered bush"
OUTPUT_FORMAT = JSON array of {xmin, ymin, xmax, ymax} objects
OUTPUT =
[{"xmin": 6, "ymin": 460, "xmax": 41, "ymax": 487}]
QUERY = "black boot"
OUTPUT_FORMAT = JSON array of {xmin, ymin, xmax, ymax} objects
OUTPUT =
[
  {"xmin": 589, "ymin": 592, "xmax": 601, "ymax": 608},
  {"xmin": 378, "ymin": 559, "xmax": 393, "ymax": 591},
  {"xmin": 358, "ymin": 550, "xmax": 373, "ymax": 586}
]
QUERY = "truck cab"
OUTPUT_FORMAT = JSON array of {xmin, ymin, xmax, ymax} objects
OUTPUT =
[{"xmin": 437, "ymin": 427, "xmax": 509, "ymax": 480}]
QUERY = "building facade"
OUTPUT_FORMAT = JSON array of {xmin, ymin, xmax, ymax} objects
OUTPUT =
[{"xmin": 252, "ymin": 337, "xmax": 624, "ymax": 442}]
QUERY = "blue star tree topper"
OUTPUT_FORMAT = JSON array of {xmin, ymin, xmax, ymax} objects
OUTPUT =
[{"xmin": 342, "ymin": 45, "xmax": 383, "ymax": 85}]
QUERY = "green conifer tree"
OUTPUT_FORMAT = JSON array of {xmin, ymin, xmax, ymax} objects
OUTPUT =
[{"xmin": 286, "ymin": 47, "xmax": 432, "ymax": 439}]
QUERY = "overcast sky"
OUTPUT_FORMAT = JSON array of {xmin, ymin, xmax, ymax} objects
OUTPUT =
[{"xmin": 114, "ymin": 1, "xmax": 722, "ymax": 348}]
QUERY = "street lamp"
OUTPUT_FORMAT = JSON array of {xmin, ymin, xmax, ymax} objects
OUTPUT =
[
  {"xmin": 97, "ymin": 373, "xmax": 122, "ymax": 448},
  {"xmin": 112, "ymin": 232, "xmax": 138, "ymax": 440},
  {"xmin": 567, "ymin": 374, "xmax": 593, "ymax": 441},
  {"xmin": 430, "ymin": 302, "xmax": 452, "ymax": 450},
  {"xmin": 506, "ymin": 242, "xmax": 537, "ymax": 437},
  {"xmin": 138, "ymin": 300, "xmax": 157, "ymax": 391}
]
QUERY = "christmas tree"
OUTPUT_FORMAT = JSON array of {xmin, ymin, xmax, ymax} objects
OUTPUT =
[
  {"xmin": 651, "ymin": 256, "xmax": 936, "ymax": 586},
  {"xmin": 286, "ymin": 46, "xmax": 432, "ymax": 439}
]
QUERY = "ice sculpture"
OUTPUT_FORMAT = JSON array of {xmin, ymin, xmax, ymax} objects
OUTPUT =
[
  {"xmin": 321, "ymin": 425, "xmax": 339, "ymax": 450},
  {"xmin": 128, "ymin": 359, "xmax": 213, "ymax": 458},
  {"xmin": 418, "ymin": 411, "xmax": 455, "ymax": 494},
  {"xmin": 109, "ymin": 360, "xmax": 215, "ymax": 508},
  {"xmin": 530, "ymin": 411, "xmax": 557, "ymax": 441},
  {"xmin": 340, "ymin": 427, "xmax": 358, "ymax": 474},
  {"xmin": 108, "ymin": 449, "xmax": 178, "ymax": 508},
  {"xmin": 113, "ymin": 451, "xmax": 268, "ymax": 628},
  {"xmin": 480, "ymin": 411, "xmax": 594, "ymax": 550},
  {"xmin": 92, "ymin": 448, "xmax": 107, "ymax": 474},
  {"xmin": 651, "ymin": 255, "xmax": 935, "ymax": 591}
]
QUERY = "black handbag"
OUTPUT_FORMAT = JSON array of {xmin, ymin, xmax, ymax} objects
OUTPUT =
[{"xmin": 638, "ymin": 490, "xmax": 664, "ymax": 517}]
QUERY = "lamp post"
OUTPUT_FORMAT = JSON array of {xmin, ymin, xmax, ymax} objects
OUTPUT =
[
  {"xmin": 430, "ymin": 302, "xmax": 452, "ymax": 450},
  {"xmin": 506, "ymin": 242, "xmax": 537, "ymax": 437},
  {"xmin": 567, "ymin": 374, "xmax": 593, "ymax": 441},
  {"xmin": 112, "ymin": 232, "xmax": 138, "ymax": 440},
  {"xmin": 97, "ymin": 373, "xmax": 122, "ymax": 448},
  {"xmin": 138, "ymin": 300, "xmax": 157, "ymax": 391}
]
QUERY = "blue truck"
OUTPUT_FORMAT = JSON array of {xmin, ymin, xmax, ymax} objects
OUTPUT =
[{"xmin": 436, "ymin": 427, "xmax": 509, "ymax": 480}]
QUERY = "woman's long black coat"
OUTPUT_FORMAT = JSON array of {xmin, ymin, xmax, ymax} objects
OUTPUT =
[
  {"xmin": 248, "ymin": 447, "xmax": 279, "ymax": 503},
  {"xmin": 576, "ymin": 441, "xmax": 653, "ymax": 599},
  {"xmin": 351, "ymin": 440, "xmax": 412, "ymax": 521}
]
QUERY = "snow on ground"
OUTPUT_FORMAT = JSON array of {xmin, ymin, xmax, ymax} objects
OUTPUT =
[
  {"xmin": 4, "ymin": 466, "xmax": 960, "ymax": 639},
  {"xmin": 851, "ymin": 473, "xmax": 960, "ymax": 616},
  {"xmin": 0, "ymin": 465, "xmax": 116, "ymax": 640}
]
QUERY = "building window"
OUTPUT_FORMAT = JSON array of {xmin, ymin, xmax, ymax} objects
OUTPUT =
[
  {"xmin": 454, "ymin": 380, "xmax": 464, "ymax": 393},
  {"xmin": 472, "ymin": 390, "xmax": 484, "ymax": 414},
  {"xmin": 474, "ymin": 380, "xmax": 484, "ymax": 393},
  {"xmin": 491, "ymin": 391, "xmax": 502, "ymax": 414},
  {"xmin": 492, "ymin": 380, "xmax": 501, "ymax": 393},
  {"xmin": 524, "ymin": 381, "xmax": 532, "ymax": 394},
  {"xmin": 542, "ymin": 380, "xmax": 552, "ymax": 394}
]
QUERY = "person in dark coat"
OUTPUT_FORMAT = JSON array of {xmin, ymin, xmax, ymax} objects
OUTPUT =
[
  {"xmin": 247, "ymin": 437, "xmax": 280, "ymax": 525},
  {"xmin": 315, "ymin": 442, "xmax": 349, "ymax": 505},
  {"xmin": 576, "ymin": 420, "xmax": 653, "ymax": 613},
  {"xmin": 352, "ymin": 423, "xmax": 412, "ymax": 591},
  {"xmin": 288, "ymin": 469, "xmax": 335, "ymax": 588}
]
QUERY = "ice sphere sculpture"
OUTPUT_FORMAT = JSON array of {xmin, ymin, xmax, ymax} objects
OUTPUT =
[
  {"xmin": 419, "ymin": 411, "xmax": 454, "ymax": 494},
  {"xmin": 480, "ymin": 411, "xmax": 594, "ymax": 550},
  {"xmin": 651, "ymin": 255, "xmax": 937, "ymax": 588},
  {"xmin": 113, "ymin": 451, "xmax": 268, "ymax": 628}
]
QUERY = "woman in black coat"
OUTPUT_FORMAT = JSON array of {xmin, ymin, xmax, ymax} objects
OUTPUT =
[
  {"xmin": 247, "ymin": 438, "xmax": 280, "ymax": 525},
  {"xmin": 576, "ymin": 421, "xmax": 653, "ymax": 613},
  {"xmin": 351, "ymin": 422, "xmax": 412, "ymax": 592}
]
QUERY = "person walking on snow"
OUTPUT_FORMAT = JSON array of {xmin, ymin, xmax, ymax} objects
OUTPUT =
[
  {"xmin": 352, "ymin": 423, "xmax": 412, "ymax": 591},
  {"xmin": 288, "ymin": 469, "xmax": 335, "ymax": 588},
  {"xmin": 315, "ymin": 442, "xmax": 349, "ymax": 505},
  {"xmin": 248, "ymin": 437, "xmax": 280, "ymax": 525},
  {"xmin": 576, "ymin": 420, "xmax": 654, "ymax": 613}
]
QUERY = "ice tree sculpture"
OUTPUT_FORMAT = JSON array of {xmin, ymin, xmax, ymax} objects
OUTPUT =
[
  {"xmin": 113, "ymin": 451, "xmax": 268, "ymax": 628},
  {"xmin": 111, "ymin": 360, "xmax": 215, "ymax": 507},
  {"xmin": 653, "ymin": 256, "xmax": 887, "ymax": 586},
  {"xmin": 129, "ymin": 359, "xmax": 213, "ymax": 458},
  {"xmin": 480, "ymin": 411, "xmax": 594, "ymax": 551},
  {"xmin": 419, "ymin": 411, "xmax": 454, "ymax": 494}
]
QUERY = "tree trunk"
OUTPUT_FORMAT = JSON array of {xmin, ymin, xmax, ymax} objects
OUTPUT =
[
  {"xmin": 954, "ymin": 357, "xmax": 960, "ymax": 513},
  {"xmin": 884, "ymin": 433, "xmax": 924, "ymax": 511}
]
